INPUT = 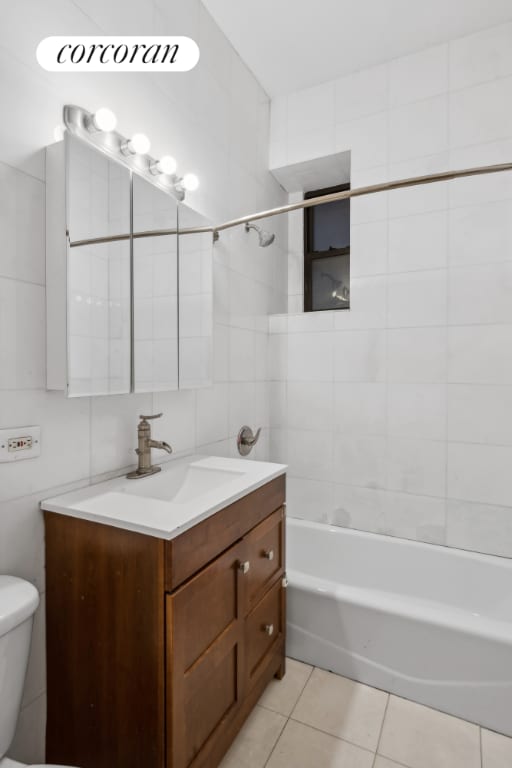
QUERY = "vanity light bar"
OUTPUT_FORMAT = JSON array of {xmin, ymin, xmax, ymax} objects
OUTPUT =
[{"xmin": 62, "ymin": 104, "xmax": 199, "ymax": 202}]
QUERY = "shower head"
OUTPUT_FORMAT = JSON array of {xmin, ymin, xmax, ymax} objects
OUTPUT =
[{"xmin": 245, "ymin": 222, "xmax": 275, "ymax": 247}]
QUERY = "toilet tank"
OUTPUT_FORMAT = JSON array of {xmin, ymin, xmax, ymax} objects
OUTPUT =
[{"xmin": 0, "ymin": 577, "xmax": 39, "ymax": 760}]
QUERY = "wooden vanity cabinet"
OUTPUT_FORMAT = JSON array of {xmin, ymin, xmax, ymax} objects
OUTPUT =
[{"xmin": 45, "ymin": 475, "xmax": 286, "ymax": 768}]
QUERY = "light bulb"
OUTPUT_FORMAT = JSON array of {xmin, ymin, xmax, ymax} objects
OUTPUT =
[
  {"xmin": 182, "ymin": 173, "xmax": 199, "ymax": 191},
  {"xmin": 157, "ymin": 155, "xmax": 177, "ymax": 175},
  {"xmin": 128, "ymin": 133, "xmax": 151, "ymax": 155},
  {"xmin": 150, "ymin": 155, "xmax": 177, "ymax": 176},
  {"xmin": 92, "ymin": 107, "xmax": 117, "ymax": 132},
  {"xmin": 53, "ymin": 125, "xmax": 65, "ymax": 142}
]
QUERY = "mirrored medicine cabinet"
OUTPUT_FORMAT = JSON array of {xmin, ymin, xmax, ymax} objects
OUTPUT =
[{"xmin": 46, "ymin": 132, "xmax": 212, "ymax": 397}]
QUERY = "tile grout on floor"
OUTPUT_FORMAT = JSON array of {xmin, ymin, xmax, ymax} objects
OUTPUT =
[
  {"xmin": 287, "ymin": 711, "xmax": 379, "ymax": 757},
  {"xmin": 262, "ymin": 661, "xmax": 315, "ymax": 767},
  {"xmin": 229, "ymin": 658, "xmax": 499, "ymax": 768},
  {"xmin": 372, "ymin": 692, "xmax": 391, "ymax": 768},
  {"xmin": 262, "ymin": 664, "xmax": 379, "ymax": 767}
]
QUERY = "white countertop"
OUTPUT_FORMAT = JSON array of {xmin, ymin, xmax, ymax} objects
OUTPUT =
[{"xmin": 41, "ymin": 455, "xmax": 287, "ymax": 540}]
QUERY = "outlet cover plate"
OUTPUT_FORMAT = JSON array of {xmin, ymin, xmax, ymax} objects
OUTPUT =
[{"xmin": 0, "ymin": 426, "xmax": 41, "ymax": 462}]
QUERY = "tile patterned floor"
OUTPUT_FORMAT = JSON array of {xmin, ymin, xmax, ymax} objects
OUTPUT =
[{"xmin": 220, "ymin": 658, "xmax": 512, "ymax": 768}]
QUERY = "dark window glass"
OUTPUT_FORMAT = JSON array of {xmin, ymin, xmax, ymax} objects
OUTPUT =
[
  {"xmin": 304, "ymin": 184, "xmax": 350, "ymax": 312},
  {"xmin": 311, "ymin": 198, "xmax": 350, "ymax": 251},
  {"xmin": 311, "ymin": 254, "xmax": 350, "ymax": 311}
]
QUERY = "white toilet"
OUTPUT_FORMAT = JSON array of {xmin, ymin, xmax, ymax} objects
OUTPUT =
[{"xmin": 0, "ymin": 576, "xmax": 77, "ymax": 768}]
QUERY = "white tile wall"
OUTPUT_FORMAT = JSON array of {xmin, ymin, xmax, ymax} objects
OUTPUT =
[
  {"xmin": 387, "ymin": 269, "xmax": 448, "ymax": 328},
  {"xmin": 386, "ymin": 438, "xmax": 446, "ymax": 497},
  {"xmin": 350, "ymin": 221, "xmax": 389, "ymax": 277},
  {"xmin": 387, "ymin": 384, "xmax": 446, "ymax": 441},
  {"xmin": 448, "ymin": 325, "xmax": 512, "ymax": 385},
  {"xmin": 334, "ymin": 434, "xmax": 387, "ymax": 489},
  {"xmin": 449, "ymin": 22, "xmax": 512, "ymax": 90},
  {"xmin": 447, "ymin": 442, "xmax": 512, "ymax": 508},
  {"xmin": 389, "ymin": 45, "xmax": 448, "ymax": 107},
  {"xmin": 447, "ymin": 384, "xmax": 512, "ymax": 446},
  {"xmin": 334, "ymin": 383, "xmax": 386, "ymax": 436},
  {"xmin": 334, "ymin": 330, "xmax": 386, "ymax": 383},
  {"xmin": 336, "ymin": 111, "xmax": 388, "ymax": 169},
  {"xmin": 0, "ymin": 0, "xmax": 287, "ymax": 760},
  {"xmin": 388, "ymin": 95, "xmax": 449, "ymax": 164},
  {"xmin": 450, "ymin": 76, "xmax": 512, "ymax": 148},
  {"xmin": 387, "ymin": 328, "xmax": 447, "ymax": 384},
  {"xmin": 448, "ymin": 200, "xmax": 512, "ymax": 266},
  {"xmin": 334, "ymin": 64, "xmax": 388, "ymax": 123},
  {"xmin": 269, "ymin": 20, "xmax": 512, "ymax": 560},
  {"xmin": 388, "ymin": 211, "xmax": 448, "ymax": 274}
]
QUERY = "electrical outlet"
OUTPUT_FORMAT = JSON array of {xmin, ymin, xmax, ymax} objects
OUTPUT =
[{"xmin": 0, "ymin": 426, "xmax": 41, "ymax": 462}]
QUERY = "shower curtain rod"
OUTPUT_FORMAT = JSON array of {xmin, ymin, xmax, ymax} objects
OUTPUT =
[{"xmin": 69, "ymin": 160, "xmax": 512, "ymax": 248}]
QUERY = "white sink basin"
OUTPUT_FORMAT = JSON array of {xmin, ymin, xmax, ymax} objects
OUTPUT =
[
  {"xmin": 120, "ymin": 462, "xmax": 246, "ymax": 503},
  {"xmin": 41, "ymin": 455, "xmax": 287, "ymax": 540}
]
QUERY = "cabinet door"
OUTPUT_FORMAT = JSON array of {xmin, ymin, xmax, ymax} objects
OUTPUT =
[
  {"xmin": 245, "ymin": 507, "xmax": 285, "ymax": 612},
  {"xmin": 166, "ymin": 541, "xmax": 247, "ymax": 768},
  {"xmin": 245, "ymin": 579, "xmax": 284, "ymax": 691}
]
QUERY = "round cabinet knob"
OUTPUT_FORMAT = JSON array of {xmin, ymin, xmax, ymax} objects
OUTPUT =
[
  {"xmin": 238, "ymin": 561, "xmax": 250, "ymax": 574},
  {"xmin": 263, "ymin": 624, "xmax": 274, "ymax": 636},
  {"xmin": 263, "ymin": 549, "xmax": 274, "ymax": 561}
]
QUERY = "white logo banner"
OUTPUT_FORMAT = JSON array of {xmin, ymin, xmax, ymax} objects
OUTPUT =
[{"xmin": 37, "ymin": 36, "xmax": 200, "ymax": 72}]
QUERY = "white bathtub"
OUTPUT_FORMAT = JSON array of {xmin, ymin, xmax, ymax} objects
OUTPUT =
[{"xmin": 287, "ymin": 518, "xmax": 512, "ymax": 736}]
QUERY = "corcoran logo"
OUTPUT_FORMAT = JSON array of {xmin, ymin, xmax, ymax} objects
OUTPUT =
[{"xmin": 36, "ymin": 36, "xmax": 200, "ymax": 72}]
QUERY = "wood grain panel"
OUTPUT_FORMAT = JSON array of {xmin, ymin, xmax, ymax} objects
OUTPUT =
[
  {"xmin": 167, "ymin": 541, "xmax": 246, "ymax": 768},
  {"xmin": 169, "ymin": 541, "xmax": 245, "ymax": 671},
  {"xmin": 245, "ymin": 507, "xmax": 284, "ymax": 611},
  {"xmin": 165, "ymin": 475, "xmax": 285, "ymax": 590},
  {"xmin": 45, "ymin": 512, "xmax": 165, "ymax": 768},
  {"xmin": 45, "ymin": 475, "xmax": 287, "ymax": 768},
  {"xmin": 245, "ymin": 579, "xmax": 283, "ymax": 689},
  {"xmin": 189, "ymin": 640, "xmax": 284, "ymax": 768}
]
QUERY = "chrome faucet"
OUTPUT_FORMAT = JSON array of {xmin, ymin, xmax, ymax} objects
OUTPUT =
[{"xmin": 126, "ymin": 413, "xmax": 173, "ymax": 479}]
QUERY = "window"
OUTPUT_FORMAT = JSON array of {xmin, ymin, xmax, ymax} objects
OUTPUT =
[{"xmin": 304, "ymin": 184, "xmax": 350, "ymax": 312}]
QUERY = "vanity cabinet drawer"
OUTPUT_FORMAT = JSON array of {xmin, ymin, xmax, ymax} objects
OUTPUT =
[
  {"xmin": 167, "ymin": 541, "xmax": 245, "ymax": 768},
  {"xmin": 245, "ymin": 507, "xmax": 284, "ymax": 611},
  {"xmin": 245, "ymin": 579, "xmax": 284, "ymax": 690},
  {"xmin": 165, "ymin": 475, "xmax": 285, "ymax": 591},
  {"xmin": 167, "ymin": 542, "xmax": 244, "ymax": 669}
]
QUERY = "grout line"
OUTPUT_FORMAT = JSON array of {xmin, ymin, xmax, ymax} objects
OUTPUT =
[
  {"xmin": 18, "ymin": 690, "xmax": 46, "ymax": 713},
  {"xmin": 372, "ymin": 693, "xmax": 391, "ymax": 768},
  {"xmin": 287, "ymin": 714, "xmax": 377, "ymax": 758},
  {"xmin": 0, "ymin": 274, "xmax": 45, "ymax": 288},
  {"xmin": 286, "ymin": 664, "xmax": 380, "ymax": 758},
  {"xmin": 375, "ymin": 756, "xmax": 411, "ymax": 768},
  {"xmin": 443, "ymin": 173, "xmax": 451, "ymax": 547},
  {"xmin": 479, "ymin": 726, "xmax": 484, "ymax": 768},
  {"xmin": 383, "ymin": 98, "xmax": 391, "ymax": 503},
  {"xmin": 283, "ymin": 426, "xmax": 512, "ymax": 452},
  {"xmin": 20, "ymin": 687, "xmax": 47, "ymax": 711},
  {"xmin": 261, "ymin": 660, "xmax": 314, "ymax": 767},
  {"xmin": 288, "ymin": 662, "xmax": 315, "ymax": 719},
  {"xmin": 273, "ymin": 318, "xmax": 512, "ymax": 333},
  {"xmin": 261, "ymin": 709, "xmax": 288, "ymax": 768},
  {"xmin": 256, "ymin": 661, "xmax": 497, "ymax": 768},
  {"xmin": 0, "ymin": 157, "xmax": 45, "ymax": 184}
]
